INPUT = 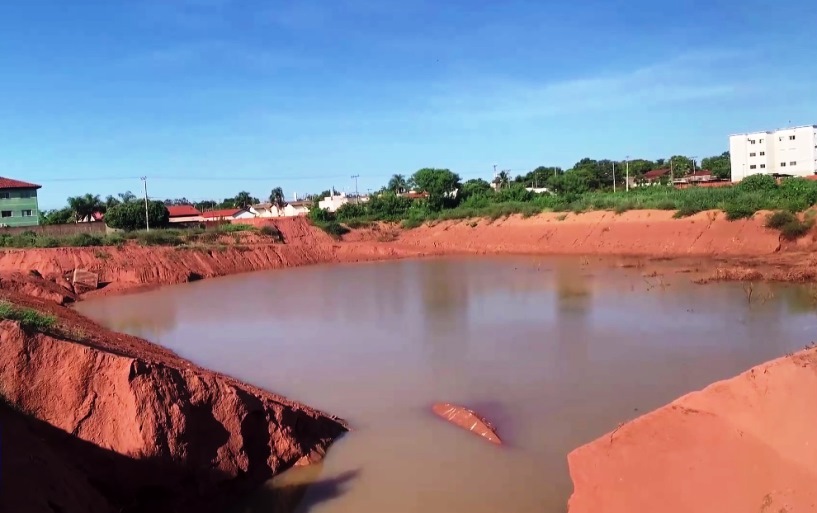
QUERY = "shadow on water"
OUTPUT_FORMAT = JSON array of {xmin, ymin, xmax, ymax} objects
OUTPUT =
[{"xmin": 229, "ymin": 466, "xmax": 360, "ymax": 513}]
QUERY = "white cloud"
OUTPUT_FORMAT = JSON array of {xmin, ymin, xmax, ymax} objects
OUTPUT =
[{"xmin": 421, "ymin": 51, "xmax": 748, "ymax": 123}]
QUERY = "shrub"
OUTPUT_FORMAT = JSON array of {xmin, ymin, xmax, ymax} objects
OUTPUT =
[
  {"xmin": 136, "ymin": 230, "xmax": 183, "ymax": 246},
  {"xmin": 259, "ymin": 225, "xmax": 283, "ymax": 241},
  {"xmin": 0, "ymin": 301, "xmax": 57, "ymax": 331},
  {"xmin": 319, "ymin": 221, "xmax": 349, "ymax": 238},
  {"xmin": 218, "ymin": 223, "xmax": 254, "ymax": 233},
  {"xmin": 68, "ymin": 233, "xmax": 104, "ymax": 247},
  {"xmin": 105, "ymin": 201, "xmax": 170, "ymax": 231},
  {"xmin": 780, "ymin": 220, "xmax": 813, "ymax": 240},
  {"xmin": 737, "ymin": 174, "xmax": 777, "ymax": 193},
  {"xmin": 723, "ymin": 202, "xmax": 756, "ymax": 220},
  {"xmin": 765, "ymin": 211, "xmax": 797, "ymax": 229}
]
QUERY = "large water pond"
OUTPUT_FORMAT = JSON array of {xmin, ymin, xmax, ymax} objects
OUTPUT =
[{"xmin": 76, "ymin": 256, "xmax": 817, "ymax": 513}]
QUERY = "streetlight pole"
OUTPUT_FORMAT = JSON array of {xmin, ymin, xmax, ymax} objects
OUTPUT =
[
  {"xmin": 351, "ymin": 174, "xmax": 360, "ymax": 204},
  {"xmin": 141, "ymin": 176, "xmax": 150, "ymax": 232}
]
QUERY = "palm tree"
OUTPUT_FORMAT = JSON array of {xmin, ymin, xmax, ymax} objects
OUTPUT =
[
  {"xmin": 118, "ymin": 191, "xmax": 136, "ymax": 203},
  {"xmin": 269, "ymin": 187, "xmax": 286, "ymax": 215},
  {"xmin": 496, "ymin": 171, "xmax": 510, "ymax": 189},
  {"xmin": 387, "ymin": 174, "xmax": 409, "ymax": 194},
  {"xmin": 67, "ymin": 194, "xmax": 104, "ymax": 223}
]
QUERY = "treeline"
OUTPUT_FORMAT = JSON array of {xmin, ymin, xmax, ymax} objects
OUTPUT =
[{"xmin": 312, "ymin": 167, "xmax": 817, "ymax": 232}]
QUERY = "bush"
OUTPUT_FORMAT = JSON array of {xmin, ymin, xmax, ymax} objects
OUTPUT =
[
  {"xmin": 259, "ymin": 225, "xmax": 283, "ymax": 241},
  {"xmin": 68, "ymin": 233, "xmax": 104, "ymax": 247},
  {"xmin": 0, "ymin": 301, "xmax": 56, "ymax": 331},
  {"xmin": 105, "ymin": 201, "xmax": 170, "ymax": 231},
  {"xmin": 723, "ymin": 202, "xmax": 756, "ymax": 220},
  {"xmin": 136, "ymin": 230, "xmax": 183, "ymax": 246},
  {"xmin": 737, "ymin": 174, "xmax": 777, "ymax": 193},
  {"xmin": 217, "ymin": 223, "xmax": 254, "ymax": 233},
  {"xmin": 765, "ymin": 211, "xmax": 797, "ymax": 229}
]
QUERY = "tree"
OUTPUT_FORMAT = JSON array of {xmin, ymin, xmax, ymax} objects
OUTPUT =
[
  {"xmin": 41, "ymin": 207, "xmax": 74, "ymax": 225},
  {"xmin": 520, "ymin": 166, "xmax": 561, "ymax": 188},
  {"xmin": 269, "ymin": 187, "xmax": 286, "ymax": 212},
  {"xmin": 163, "ymin": 198, "xmax": 192, "ymax": 206},
  {"xmin": 387, "ymin": 174, "xmax": 409, "ymax": 194},
  {"xmin": 233, "ymin": 191, "xmax": 256, "ymax": 208},
  {"xmin": 494, "ymin": 171, "xmax": 510, "ymax": 189},
  {"xmin": 459, "ymin": 178, "xmax": 492, "ymax": 200},
  {"xmin": 104, "ymin": 195, "xmax": 121, "ymax": 210},
  {"xmin": 410, "ymin": 168, "xmax": 461, "ymax": 210},
  {"xmin": 701, "ymin": 152, "xmax": 731, "ymax": 180},
  {"xmin": 67, "ymin": 194, "xmax": 104, "ymax": 222},
  {"xmin": 669, "ymin": 155, "xmax": 694, "ymax": 175},
  {"xmin": 547, "ymin": 169, "xmax": 594, "ymax": 195},
  {"xmin": 105, "ymin": 200, "xmax": 170, "ymax": 231},
  {"xmin": 194, "ymin": 200, "xmax": 218, "ymax": 211},
  {"xmin": 118, "ymin": 191, "xmax": 137, "ymax": 203}
]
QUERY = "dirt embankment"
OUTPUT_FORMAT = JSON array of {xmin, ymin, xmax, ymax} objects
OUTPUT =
[
  {"xmin": 0, "ymin": 212, "xmax": 810, "ymax": 298},
  {"xmin": 567, "ymin": 347, "xmax": 817, "ymax": 513},
  {"xmin": 0, "ymin": 290, "xmax": 347, "ymax": 513}
]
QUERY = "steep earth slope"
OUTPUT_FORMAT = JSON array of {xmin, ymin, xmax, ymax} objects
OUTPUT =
[
  {"xmin": 0, "ymin": 291, "xmax": 347, "ymax": 512},
  {"xmin": 567, "ymin": 347, "xmax": 817, "ymax": 513}
]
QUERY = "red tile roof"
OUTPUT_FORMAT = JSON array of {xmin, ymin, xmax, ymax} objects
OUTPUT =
[
  {"xmin": 201, "ymin": 208, "xmax": 242, "ymax": 219},
  {"xmin": 167, "ymin": 205, "xmax": 201, "ymax": 217},
  {"xmin": 0, "ymin": 177, "xmax": 41, "ymax": 190},
  {"xmin": 643, "ymin": 169, "xmax": 670, "ymax": 180},
  {"xmin": 689, "ymin": 170, "xmax": 713, "ymax": 177}
]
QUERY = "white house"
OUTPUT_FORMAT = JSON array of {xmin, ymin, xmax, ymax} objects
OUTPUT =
[
  {"xmin": 283, "ymin": 200, "xmax": 310, "ymax": 217},
  {"xmin": 318, "ymin": 192, "xmax": 350, "ymax": 212},
  {"xmin": 730, "ymin": 125, "xmax": 817, "ymax": 181},
  {"xmin": 249, "ymin": 203, "xmax": 284, "ymax": 218}
]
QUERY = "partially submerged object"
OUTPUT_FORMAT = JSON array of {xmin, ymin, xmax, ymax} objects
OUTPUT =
[{"xmin": 432, "ymin": 402, "xmax": 502, "ymax": 445}]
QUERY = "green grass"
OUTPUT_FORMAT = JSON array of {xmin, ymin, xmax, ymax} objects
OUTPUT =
[{"xmin": 0, "ymin": 301, "xmax": 57, "ymax": 331}]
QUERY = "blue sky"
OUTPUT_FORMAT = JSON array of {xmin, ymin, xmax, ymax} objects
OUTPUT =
[{"xmin": 1, "ymin": 0, "xmax": 816, "ymax": 209}]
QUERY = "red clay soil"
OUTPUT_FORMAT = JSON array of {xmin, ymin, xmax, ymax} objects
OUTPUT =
[
  {"xmin": 431, "ymin": 402, "xmax": 502, "ymax": 445},
  {"xmin": 0, "ymin": 290, "xmax": 347, "ymax": 513},
  {"xmin": 567, "ymin": 347, "xmax": 817, "ymax": 513}
]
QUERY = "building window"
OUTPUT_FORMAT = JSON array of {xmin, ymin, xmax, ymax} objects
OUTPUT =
[
  {"xmin": 1, "ymin": 211, "xmax": 12, "ymax": 218},
  {"xmin": 750, "ymin": 152, "xmax": 756, "ymax": 157},
  {"xmin": 21, "ymin": 210, "xmax": 32, "ymax": 217},
  {"xmin": 790, "ymin": 135, "xmax": 796, "ymax": 140},
  {"xmin": 760, "ymin": 138, "xmax": 764, "ymax": 143},
  {"xmin": 750, "ymin": 165, "xmax": 757, "ymax": 169},
  {"xmin": 760, "ymin": 164, "xmax": 766, "ymax": 169},
  {"xmin": 0, "ymin": 192, "xmax": 8, "ymax": 199},
  {"xmin": 760, "ymin": 151, "xmax": 765, "ymax": 156},
  {"xmin": 18, "ymin": 190, "xmax": 31, "ymax": 198},
  {"xmin": 790, "ymin": 161, "xmax": 797, "ymax": 166},
  {"xmin": 750, "ymin": 139, "xmax": 756, "ymax": 144},
  {"xmin": 781, "ymin": 162, "xmax": 787, "ymax": 167}
]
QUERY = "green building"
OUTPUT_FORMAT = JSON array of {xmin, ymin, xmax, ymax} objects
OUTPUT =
[{"xmin": 0, "ymin": 177, "xmax": 42, "ymax": 228}]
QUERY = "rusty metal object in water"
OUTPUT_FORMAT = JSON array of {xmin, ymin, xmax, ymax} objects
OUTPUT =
[{"xmin": 432, "ymin": 402, "xmax": 501, "ymax": 445}]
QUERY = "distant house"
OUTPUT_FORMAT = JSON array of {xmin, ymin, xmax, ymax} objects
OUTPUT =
[
  {"xmin": 201, "ymin": 208, "xmax": 255, "ymax": 222},
  {"xmin": 0, "ymin": 176, "xmax": 42, "ymax": 227},
  {"xmin": 167, "ymin": 205, "xmax": 204, "ymax": 224},
  {"xmin": 78, "ymin": 211, "xmax": 105, "ymax": 223},
  {"xmin": 283, "ymin": 200, "xmax": 310, "ymax": 217},
  {"xmin": 684, "ymin": 170, "xmax": 716, "ymax": 183},
  {"xmin": 641, "ymin": 169, "xmax": 671, "ymax": 185},
  {"xmin": 318, "ymin": 192, "xmax": 349, "ymax": 212},
  {"xmin": 249, "ymin": 203, "xmax": 285, "ymax": 218}
]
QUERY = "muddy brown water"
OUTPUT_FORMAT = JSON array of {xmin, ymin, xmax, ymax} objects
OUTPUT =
[{"xmin": 76, "ymin": 256, "xmax": 817, "ymax": 513}]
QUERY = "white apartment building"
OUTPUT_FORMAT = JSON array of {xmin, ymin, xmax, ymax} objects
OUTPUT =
[{"xmin": 730, "ymin": 125, "xmax": 817, "ymax": 181}]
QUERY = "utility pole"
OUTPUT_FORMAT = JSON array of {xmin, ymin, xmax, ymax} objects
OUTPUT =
[
  {"xmin": 141, "ymin": 176, "xmax": 150, "ymax": 232},
  {"xmin": 670, "ymin": 157, "xmax": 674, "ymax": 183},
  {"xmin": 625, "ymin": 156, "xmax": 630, "ymax": 192},
  {"xmin": 612, "ymin": 161, "xmax": 616, "ymax": 193},
  {"xmin": 351, "ymin": 174, "xmax": 360, "ymax": 204}
]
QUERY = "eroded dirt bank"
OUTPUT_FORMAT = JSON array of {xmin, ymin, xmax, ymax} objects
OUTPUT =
[
  {"xmin": 0, "ymin": 212, "xmax": 811, "ymax": 298},
  {"xmin": 567, "ymin": 347, "xmax": 817, "ymax": 513},
  {"xmin": 0, "ymin": 290, "xmax": 347, "ymax": 513}
]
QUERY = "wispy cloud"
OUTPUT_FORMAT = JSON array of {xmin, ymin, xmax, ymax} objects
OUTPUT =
[{"xmin": 422, "ymin": 50, "xmax": 749, "ymax": 123}]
